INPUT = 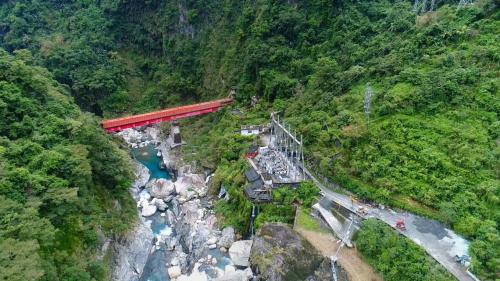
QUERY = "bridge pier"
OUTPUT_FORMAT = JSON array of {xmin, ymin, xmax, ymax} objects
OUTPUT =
[{"xmin": 170, "ymin": 121, "xmax": 183, "ymax": 148}]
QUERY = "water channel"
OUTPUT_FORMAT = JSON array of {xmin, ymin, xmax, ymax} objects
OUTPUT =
[{"xmin": 131, "ymin": 143, "xmax": 232, "ymax": 281}]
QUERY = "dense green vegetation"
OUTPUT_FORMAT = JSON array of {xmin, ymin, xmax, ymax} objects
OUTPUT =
[
  {"xmin": 355, "ymin": 219, "xmax": 455, "ymax": 281},
  {"xmin": 130, "ymin": 1, "xmax": 497, "ymax": 278},
  {"xmin": 295, "ymin": 208, "xmax": 326, "ymax": 233},
  {"xmin": 0, "ymin": 50, "xmax": 135, "ymax": 280},
  {"xmin": 1, "ymin": 0, "xmax": 498, "ymax": 279},
  {"xmin": 253, "ymin": 182, "xmax": 320, "ymax": 229},
  {"xmin": 0, "ymin": 1, "xmax": 126, "ymax": 114}
]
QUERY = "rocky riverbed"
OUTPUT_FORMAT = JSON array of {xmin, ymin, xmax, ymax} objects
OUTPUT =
[{"xmin": 112, "ymin": 125, "xmax": 254, "ymax": 281}]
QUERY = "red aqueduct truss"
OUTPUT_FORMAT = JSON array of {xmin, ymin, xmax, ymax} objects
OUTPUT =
[{"xmin": 101, "ymin": 98, "xmax": 233, "ymax": 133}]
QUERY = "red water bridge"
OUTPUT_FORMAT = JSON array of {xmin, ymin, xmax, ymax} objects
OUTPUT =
[{"xmin": 101, "ymin": 98, "xmax": 233, "ymax": 133}]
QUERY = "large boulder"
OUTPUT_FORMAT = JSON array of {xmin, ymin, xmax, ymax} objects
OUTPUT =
[
  {"xmin": 148, "ymin": 179, "xmax": 176, "ymax": 199},
  {"xmin": 229, "ymin": 240, "xmax": 253, "ymax": 267},
  {"xmin": 118, "ymin": 128, "xmax": 143, "ymax": 144},
  {"xmin": 181, "ymin": 200, "xmax": 200, "ymax": 225},
  {"xmin": 177, "ymin": 263, "xmax": 209, "ymax": 281},
  {"xmin": 167, "ymin": 266, "xmax": 181, "ymax": 279},
  {"xmin": 250, "ymin": 223, "xmax": 332, "ymax": 281},
  {"xmin": 151, "ymin": 198, "xmax": 168, "ymax": 211},
  {"xmin": 133, "ymin": 162, "xmax": 150, "ymax": 189},
  {"xmin": 218, "ymin": 227, "xmax": 235, "ymax": 249},
  {"xmin": 141, "ymin": 202, "xmax": 157, "ymax": 217},
  {"xmin": 175, "ymin": 174, "xmax": 206, "ymax": 200},
  {"xmin": 215, "ymin": 267, "xmax": 253, "ymax": 281}
]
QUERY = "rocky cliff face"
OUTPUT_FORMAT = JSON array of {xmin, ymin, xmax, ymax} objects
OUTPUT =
[
  {"xmin": 112, "ymin": 217, "xmax": 155, "ymax": 281},
  {"xmin": 112, "ymin": 162, "xmax": 154, "ymax": 281},
  {"xmin": 250, "ymin": 223, "xmax": 334, "ymax": 281}
]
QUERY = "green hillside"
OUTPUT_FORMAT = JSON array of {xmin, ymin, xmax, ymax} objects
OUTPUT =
[
  {"xmin": 0, "ymin": 50, "xmax": 135, "ymax": 280},
  {"xmin": 0, "ymin": 0, "xmax": 498, "ymax": 280}
]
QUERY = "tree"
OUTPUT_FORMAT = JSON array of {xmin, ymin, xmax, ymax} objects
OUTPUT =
[{"xmin": 0, "ymin": 239, "xmax": 44, "ymax": 281}]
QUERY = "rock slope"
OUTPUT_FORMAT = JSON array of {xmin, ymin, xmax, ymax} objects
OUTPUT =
[{"xmin": 250, "ymin": 223, "xmax": 334, "ymax": 281}]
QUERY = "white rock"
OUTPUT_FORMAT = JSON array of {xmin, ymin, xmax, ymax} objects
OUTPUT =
[
  {"xmin": 219, "ymin": 247, "xmax": 227, "ymax": 253},
  {"xmin": 141, "ymin": 202, "xmax": 157, "ymax": 217},
  {"xmin": 215, "ymin": 270, "xmax": 249, "ymax": 281},
  {"xmin": 171, "ymin": 257, "xmax": 179, "ymax": 266},
  {"xmin": 218, "ymin": 227, "xmax": 235, "ymax": 248},
  {"xmin": 197, "ymin": 209, "xmax": 205, "ymax": 219},
  {"xmin": 148, "ymin": 179, "xmax": 176, "ymax": 199},
  {"xmin": 208, "ymin": 244, "xmax": 217, "ymax": 250},
  {"xmin": 224, "ymin": 265, "xmax": 236, "ymax": 274},
  {"xmin": 151, "ymin": 198, "xmax": 168, "ymax": 211},
  {"xmin": 215, "ymin": 268, "xmax": 225, "ymax": 278},
  {"xmin": 229, "ymin": 240, "xmax": 253, "ymax": 267},
  {"xmin": 168, "ymin": 266, "xmax": 182, "ymax": 279},
  {"xmin": 244, "ymin": 267, "xmax": 253, "ymax": 279},
  {"xmin": 177, "ymin": 271, "xmax": 208, "ymax": 281},
  {"xmin": 139, "ymin": 189, "xmax": 151, "ymax": 201},
  {"xmin": 166, "ymin": 210, "xmax": 177, "ymax": 225},
  {"xmin": 211, "ymin": 257, "xmax": 217, "ymax": 265},
  {"xmin": 207, "ymin": 237, "xmax": 218, "ymax": 245}
]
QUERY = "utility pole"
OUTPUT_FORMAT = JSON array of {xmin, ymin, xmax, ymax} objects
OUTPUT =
[{"xmin": 331, "ymin": 219, "xmax": 354, "ymax": 281}]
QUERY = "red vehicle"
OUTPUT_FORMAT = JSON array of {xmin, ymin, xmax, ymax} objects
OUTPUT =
[{"xmin": 396, "ymin": 219, "xmax": 406, "ymax": 231}]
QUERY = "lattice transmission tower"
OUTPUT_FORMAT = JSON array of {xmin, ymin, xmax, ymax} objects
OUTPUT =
[
  {"xmin": 457, "ymin": 0, "xmax": 474, "ymax": 9},
  {"xmin": 364, "ymin": 83, "xmax": 373, "ymax": 120},
  {"xmin": 413, "ymin": 0, "xmax": 439, "ymax": 14}
]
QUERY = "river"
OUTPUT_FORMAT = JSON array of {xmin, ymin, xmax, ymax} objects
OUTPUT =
[{"xmin": 131, "ymin": 141, "xmax": 233, "ymax": 281}]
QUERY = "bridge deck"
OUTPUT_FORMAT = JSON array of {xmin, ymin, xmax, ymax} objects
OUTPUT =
[{"xmin": 101, "ymin": 98, "xmax": 232, "ymax": 132}]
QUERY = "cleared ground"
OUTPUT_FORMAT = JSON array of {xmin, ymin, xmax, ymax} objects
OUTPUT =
[{"xmin": 294, "ymin": 211, "xmax": 382, "ymax": 281}]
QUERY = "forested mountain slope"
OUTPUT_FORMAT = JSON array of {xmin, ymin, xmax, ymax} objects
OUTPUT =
[
  {"xmin": 0, "ymin": 50, "xmax": 135, "ymax": 280},
  {"xmin": 109, "ymin": 1, "xmax": 498, "ymax": 278},
  {"xmin": 0, "ymin": 0, "xmax": 498, "ymax": 280}
]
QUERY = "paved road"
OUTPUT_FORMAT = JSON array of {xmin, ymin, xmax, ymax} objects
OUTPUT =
[{"xmin": 301, "ymin": 166, "xmax": 477, "ymax": 281}]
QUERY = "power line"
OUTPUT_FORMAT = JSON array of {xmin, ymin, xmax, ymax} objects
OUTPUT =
[
  {"xmin": 413, "ymin": 0, "xmax": 438, "ymax": 14},
  {"xmin": 457, "ymin": 0, "xmax": 474, "ymax": 9}
]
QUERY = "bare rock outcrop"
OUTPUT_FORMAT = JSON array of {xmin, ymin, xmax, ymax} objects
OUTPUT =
[{"xmin": 250, "ymin": 223, "xmax": 333, "ymax": 281}]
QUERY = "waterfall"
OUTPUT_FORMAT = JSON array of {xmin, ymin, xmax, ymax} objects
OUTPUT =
[{"xmin": 247, "ymin": 204, "xmax": 259, "ymax": 238}]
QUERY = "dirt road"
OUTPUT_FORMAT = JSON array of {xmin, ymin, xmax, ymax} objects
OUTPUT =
[{"xmin": 295, "ymin": 226, "xmax": 382, "ymax": 281}]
